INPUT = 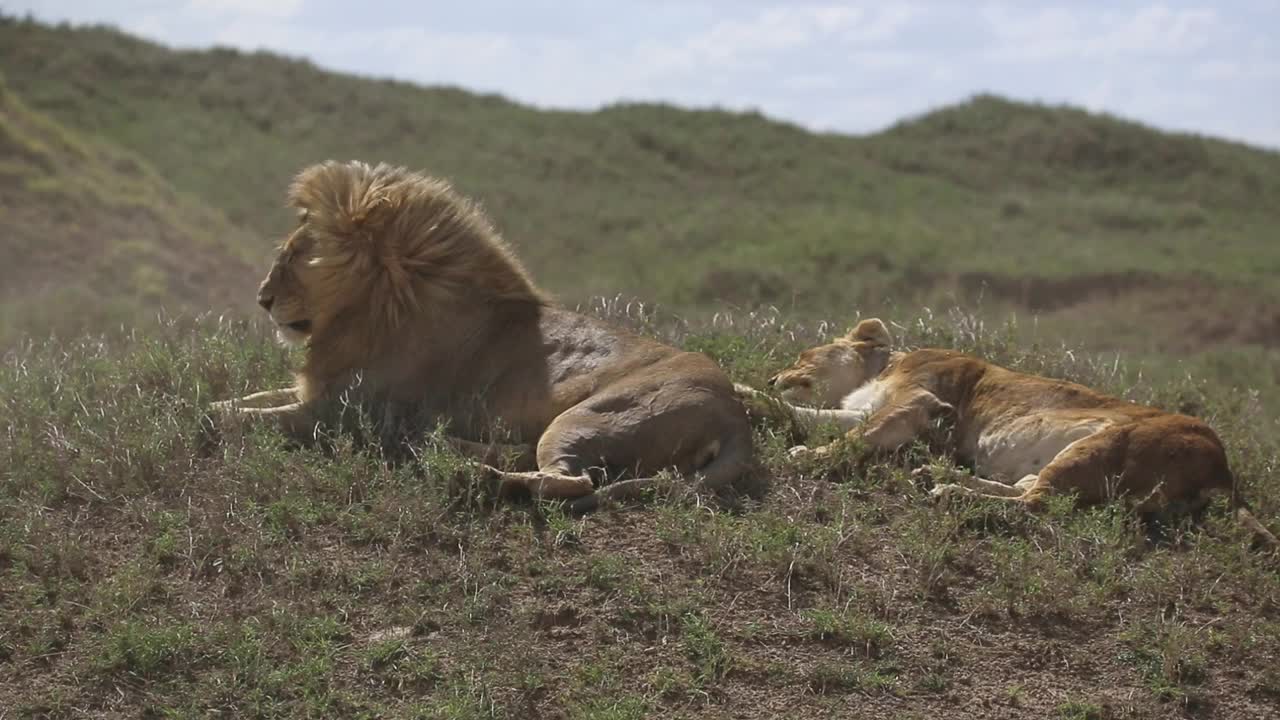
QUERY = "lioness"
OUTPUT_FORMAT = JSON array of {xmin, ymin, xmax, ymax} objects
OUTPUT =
[
  {"xmin": 756, "ymin": 318, "xmax": 1276, "ymax": 546},
  {"xmin": 213, "ymin": 161, "xmax": 754, "ymax": 512}
]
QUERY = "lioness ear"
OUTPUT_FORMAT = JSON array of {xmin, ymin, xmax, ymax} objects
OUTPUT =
[{"xmin": 847, "ymin": 318, "xmax": 891, "ymax": 347}]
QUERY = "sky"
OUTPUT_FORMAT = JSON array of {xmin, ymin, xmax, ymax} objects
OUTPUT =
[{"xmin": 11, "ymin": 1, "xmax": 1280, "ymax": 148}]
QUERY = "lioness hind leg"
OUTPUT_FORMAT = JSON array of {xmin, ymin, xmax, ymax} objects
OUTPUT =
[{"xmin": 937, "ymin": 423, "xmax": 1131, "ymax": 511}]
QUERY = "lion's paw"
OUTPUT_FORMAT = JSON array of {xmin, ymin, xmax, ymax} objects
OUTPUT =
[
  {"xmin": 788, "ymin": 444, "xmax": 812, "ymax": 459},
  {"xmin": 789, "ymin": 443, "xmax": 837, "ymax": 462},
  {"xmin": 203, "ymin": 399, "xmax": 258, "ymax": 439},
  {"xmin": 929, "ymin": 483, "xmax": 969, "ymax": 507},
  {"xmin": 212, "ymin": 399, "xmax": 242, "ymax": 415}
]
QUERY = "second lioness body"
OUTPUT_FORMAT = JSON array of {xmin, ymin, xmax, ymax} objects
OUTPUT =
[{"xmin": 763, "ymin": 318, "xmax": 1274, "ymax": 545}]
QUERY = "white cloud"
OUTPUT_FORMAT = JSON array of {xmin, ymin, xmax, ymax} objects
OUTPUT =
[
  {"xmin": 784, "ymin": 72, "xmax": 842, "ymax": 91},
  {"xmin": 1096, "ymin": 5, "xmax": 1218, "ymax": 56},
  {"xmin": 684, "ymin": 7, "xmax": 858, "ymax": 66},
  {"xmin": 664, "ymin": 4, "xmax": 918, "ymax": 71},
  {"xmin": 981, "ymin": 3, "xmax": 1220, "ymax": 62},
  {"xmin": 842, "ymin": 4, "xmax": 920, "ymax": 43},
  {"xmin": 186, "ymin": 0, "xmax": 305, "ymax": 20}
]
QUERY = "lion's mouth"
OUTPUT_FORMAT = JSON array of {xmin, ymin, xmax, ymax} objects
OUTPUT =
[{"xmin": 285, "ymin": 319, "xmax": 312, "ymax": 333}]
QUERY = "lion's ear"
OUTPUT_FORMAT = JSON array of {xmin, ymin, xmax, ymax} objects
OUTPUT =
[{"xmin": 847, "ymin": 318, "xmax": 891, "ymax": 348}]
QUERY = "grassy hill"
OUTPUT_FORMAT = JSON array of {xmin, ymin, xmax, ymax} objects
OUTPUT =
[
  {"xmin": 2, "ymin": 16, "xmax": 1279, "ymax": 355},
  {"xmin": 0, "ymin": 72, "xmax": 258, "ymax": 342}
]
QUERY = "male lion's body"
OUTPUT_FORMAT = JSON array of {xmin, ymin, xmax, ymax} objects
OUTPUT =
[
  {"xmin": 759, "ymin": 319, "xmax": 1275, "ymax": 546},
  {"xmin": 214, "ymin": 161, "xmax": 754, "ymax": 511}
]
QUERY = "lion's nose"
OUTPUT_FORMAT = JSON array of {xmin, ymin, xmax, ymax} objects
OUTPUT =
[
  {"xmin": 768, "ymin": 374, "xmax": 780, "ymax": 388},
  {"xmin": 258, "ymin": 294, "xmax": 274, "ymax": 312}
]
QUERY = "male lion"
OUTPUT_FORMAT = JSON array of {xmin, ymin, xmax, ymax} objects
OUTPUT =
[
  {"xmin": 751, "ymin": 318, "xmax": 1276, "ymax": 546},
  {"xmin": 212, "ymin": 161, "xmax": 754, "ymax": 512}
]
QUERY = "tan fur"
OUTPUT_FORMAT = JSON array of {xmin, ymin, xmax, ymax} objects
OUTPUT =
[
  {"xmin": 213, "ymin": 161, "xmax": 754, "ymax": 511},
  {"xmin": 760, "ymin": 318, "xmax": 1277, "ymax": 548}
]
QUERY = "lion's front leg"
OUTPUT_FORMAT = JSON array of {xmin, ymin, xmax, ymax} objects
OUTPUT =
[
  {"xmin": 211, "ymin": 387, "xmax": 300, "ymax": 412},
  {"xmin": 209, "ymin": 387, "xmax": 318, "ymax": 439},
  {"xmin": 239, "ymin": 401, "xmax": 319, "ymax": 438},
  {"xmin": 791, "ymin": 389, "xmax": 952, "ymax": 460},
  {"xmin": 926, "ymin": 471, "xmax": 1034, "ymax": 503}
]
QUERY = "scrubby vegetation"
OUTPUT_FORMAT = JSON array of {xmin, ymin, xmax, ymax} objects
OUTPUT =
[{"xmin": 3, "ymin": 306, "xmax": 1277, "ymax": 718}]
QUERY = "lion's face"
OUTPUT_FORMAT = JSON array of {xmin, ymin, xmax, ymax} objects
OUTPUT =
[
  {"xmin": 256, "ymin": 211, "xmax": 332, "ymax": 346},
  {"xmin": 769, "ymin": 318, "xmax": 893, "ymax": 407},
  {"xmin": 769, "ymin": 341, "xmax": 875, "ymax": 407}
]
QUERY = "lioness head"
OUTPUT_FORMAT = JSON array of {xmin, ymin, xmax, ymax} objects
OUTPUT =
[
  {"xmin": 254, "ymin": 160, "xmax": 541, "ymax": 350},
  {"xmin": 769, "ymin": 318, "xmax": 892, "ymax": 406}
]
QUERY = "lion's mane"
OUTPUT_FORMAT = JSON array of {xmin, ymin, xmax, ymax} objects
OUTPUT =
[{"xmin": 284, "ymin": 161, "xmax": 548, "ymax": 402}]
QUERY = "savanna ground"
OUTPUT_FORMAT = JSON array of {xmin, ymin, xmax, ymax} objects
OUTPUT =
[{"xmin": 3, "ymin": 302, "xmax": 1278, "ymax": 719}]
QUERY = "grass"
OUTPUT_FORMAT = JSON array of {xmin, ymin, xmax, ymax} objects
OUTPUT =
[
  {"xmin": 2, "ymin": 306, "xmax": 1279, "ymax": 718},
  {"xmin": 804, "ymin": 606, "xmax": 892, "ymax": 657}
]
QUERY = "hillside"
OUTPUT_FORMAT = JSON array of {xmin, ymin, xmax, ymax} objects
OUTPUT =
[
  {"xmin": 0, "ymin": 72, "xmax": 258, "ymax": 342},
  {"xmin": 2, "ymin": 16, "xmax": 1279, "ymax": 359}
]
